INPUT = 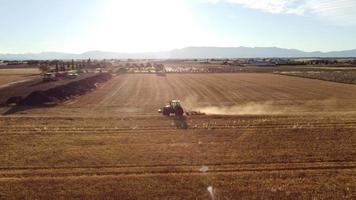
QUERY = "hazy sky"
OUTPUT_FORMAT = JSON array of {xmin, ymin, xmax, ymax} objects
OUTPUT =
[{"xmin": 1, "ymin": 0, "xmax": 356, "ymax": 53}]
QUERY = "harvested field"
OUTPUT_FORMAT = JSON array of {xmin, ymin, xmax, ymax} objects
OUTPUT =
[
  {"xmin": 0, "ymin": 68, "xmax": 40, "ymax": 88},
  {"xmin": 52, "ymin": 73, "xmax": 356, "ymax": 116},
  {"xmin": 0, "ymin": 68, "xmax": 40, "ymax": 75},
  {"xmin": 0, "ymin": 73, "xmax": 355, "ymax": 199},
  {"xmin": 278, "ymin": 70, "xmax": 356, "ymax": 85}
]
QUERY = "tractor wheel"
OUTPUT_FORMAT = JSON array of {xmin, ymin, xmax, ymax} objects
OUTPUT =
[
  {"xmin": 175, "ymin": 106, "xmax": 184, "ymax": 116},
  {"xmin": 163, "ymin": 109, "xmax": 170, "ymax": 116}
]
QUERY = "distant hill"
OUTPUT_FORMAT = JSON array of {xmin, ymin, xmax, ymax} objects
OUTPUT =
[
  {"xmin": 1, "ymin": 47, "xmax": 356, "ymax": 60},
  {"xmin": 169, "ymin": 47, "xmax": 356, "ymax": 58}
]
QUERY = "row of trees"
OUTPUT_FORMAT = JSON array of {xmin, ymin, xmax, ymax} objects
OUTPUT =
[{"xmin": 38, "ymin": 59, "xmax": 111, "ymax": 73}]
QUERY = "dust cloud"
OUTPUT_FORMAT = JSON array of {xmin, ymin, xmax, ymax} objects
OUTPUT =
[
  {"xmin": 196, "ymin": 102, "xmax": 283, "ymax": 115},
  {"xmin": 182, "ymin": 95, "xmax": 286, "ymax": 115},
  {"xmin": 182, "ymin": 96, "xmax": 351, "ymax": 115}
]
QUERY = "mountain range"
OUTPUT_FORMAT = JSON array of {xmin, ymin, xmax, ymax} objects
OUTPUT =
[{"xmin": 1, "ymin": 47, "xmax": 356, "ymax": 60}]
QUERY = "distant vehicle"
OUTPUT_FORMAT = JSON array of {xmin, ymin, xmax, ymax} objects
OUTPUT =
[
  {"xmin": 43, "ymin": 73, "xmax": 58, "ymax": 82},
  {"xmin": 77, "ymin": 69, "xmax": 88, "ymax": 74},
  {"xmin": 95, "ymin": 68, "xmax": 103, "ymax": 73},
  {"xmin": 158, "ymin": 100, "xmax": 184, "ymax": 116},
  {"xmin": 67, "ymin": 72, "xmax": 79, "ymax": 79}
]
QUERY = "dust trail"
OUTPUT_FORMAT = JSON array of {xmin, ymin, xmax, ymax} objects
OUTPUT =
[
  {"xmin": 196, "ymin": 102, "xmax": 283, "ymax": 115},
  {"xmin": 185, "ymin": 98, "xmax": 353, "ymax": 115},
  {"xmin": 182, "ymin": 96, "xmax": 284, "ymax": 115},
  {"xmin": 182, "ymin": 95, "xmax": 201, "ymax": 109}
]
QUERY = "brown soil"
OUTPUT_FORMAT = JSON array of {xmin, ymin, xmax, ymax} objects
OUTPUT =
[{"xmin": 0, "ymin": 73, "xmax": 355, "ymax": 199}]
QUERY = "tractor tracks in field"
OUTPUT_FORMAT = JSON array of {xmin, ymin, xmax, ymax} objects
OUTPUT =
[
  {"xmin": 0, "ymin": 160, "xmax": 355, "ymax": 180},
  {"xmin": 1, "ymin": 121, "xmax": 356, "ymax": 135},
  {"xmin": 98, "ymin": 75, "xmax": 129, "ymax": 105}
]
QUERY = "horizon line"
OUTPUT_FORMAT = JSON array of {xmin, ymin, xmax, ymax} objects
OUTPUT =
[{"xmin": 1, "ymin": 46, "xmax": 356, "ymax": 55}]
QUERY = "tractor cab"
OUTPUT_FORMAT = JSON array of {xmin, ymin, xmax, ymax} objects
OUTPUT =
[{"xmin": 170, "ymin": 100, "xmax": 181, "ymax": 108}]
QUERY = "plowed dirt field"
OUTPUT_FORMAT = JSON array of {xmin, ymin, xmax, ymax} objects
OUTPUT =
[{"xmin": 0, "ymin": 73, "xmax": 355, "ymax": 199}]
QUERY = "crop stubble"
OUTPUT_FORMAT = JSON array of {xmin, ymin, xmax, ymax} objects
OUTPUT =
[{"xmin": 0, "ymin": 73, "xmax": 355, "ymax": 199}]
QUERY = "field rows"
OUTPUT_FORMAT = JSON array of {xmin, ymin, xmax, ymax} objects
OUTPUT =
[
  {"xmin": 56, "ymin": 73, "xmax": 356, "ymax": 116},
  {"xmin": 2, "ymin": 121, "xmax": 356, "ymax": 135},
  {"xmin": 1, "ymin": 116, "xmax": 355, "ymax": 168},
  {"xmin": 1, "ymin": 161, "xmax": 355, "ymax": 179},
  {"xmin": 2, "ymin": 114, "xmax": 356, "ymax": 135},
  {"xmin": 1, "ymin": 73, "xmax": 356, "ymax": 199}
]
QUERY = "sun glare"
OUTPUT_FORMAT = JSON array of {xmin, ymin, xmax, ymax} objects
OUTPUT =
[{"xmin": 77, "ymin": 0, "xmax": 207, "ymax": 53}]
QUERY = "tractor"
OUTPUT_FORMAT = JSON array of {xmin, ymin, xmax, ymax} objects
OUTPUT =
[{"xmin": 158, "ymin": 100, "xmax": 184, "ymax": 116}]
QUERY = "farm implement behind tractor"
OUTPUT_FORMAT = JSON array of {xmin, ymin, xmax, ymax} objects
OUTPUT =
[{"xmin": 158, "ymin": 100, "xmax": 205, "ymax": 116}]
